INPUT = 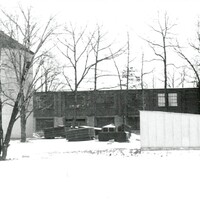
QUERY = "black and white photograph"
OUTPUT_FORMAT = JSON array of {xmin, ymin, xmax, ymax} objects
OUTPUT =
[{"xmin": 0, "ymin": 0, "xmax": 200, "ymax": 199}]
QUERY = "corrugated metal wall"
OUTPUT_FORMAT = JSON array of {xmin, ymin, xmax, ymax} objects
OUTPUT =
[{"xmin": 140, "ymin": 111, "xmax": 200, "ymax": 150}]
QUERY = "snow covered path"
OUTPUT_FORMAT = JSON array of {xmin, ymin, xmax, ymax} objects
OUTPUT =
[{"xmin": 0, "ymin": 137, "xmax": 200, "ymax": 200}]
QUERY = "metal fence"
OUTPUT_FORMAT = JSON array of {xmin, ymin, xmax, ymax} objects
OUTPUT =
[{"xmin": 140, "ymin": 111, "xmax": 200, "ymax": 150}]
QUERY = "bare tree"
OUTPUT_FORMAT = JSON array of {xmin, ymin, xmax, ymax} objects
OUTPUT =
[
  {"xmin": 58, "ymin": 24, "xmax": 125, "ymax": 127},
  {"xmin": 121, "ymin": 33, "xmax": 136, "ymax": 89},
  {"xmin": 174, "ymin": 42, "xmax": 200, "ymax": 86},
  {"xmin": 120, "ymin": 33, "xmax": 138, "ymax": 124},
  {"xmin": 0, "ymin": 6, "xmax": 57, "ymax": 160},
  {"xmin": 91, "ymin": 25, "xmax": 111, "ymax": 126},
  {"xmin": 166, "ymin": 66, "xmax": 184, "ymax": 88},
  {"xmin": 144, "ymin": 12, "xmax": 176, "ymax": 111},
  {"xmin": 110, "ymin": 49, "xmax": 125, "ymax": 123},
  {"xmin": 39, "ymin": 54, "xmax": 62, "ymax": 92},
  {"xmin": 139, "ymin": 52, "xmax": 154, "ymax": 109},
  {"xmin": 90, "ymin": 24, "xmax": 125, "ymax": 126},
  {"xmin": 174, "ymin": 20, "xmax": 200, "ymax": 112},
  {"xmin": 176, "ymin": 65, "xmax": 191, "ymax": 88},
  {"xmin": 57, "ymin": 24, "xmax": 95, "ymax": 127}
]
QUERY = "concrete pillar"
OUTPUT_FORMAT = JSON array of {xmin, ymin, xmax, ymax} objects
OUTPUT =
[
  {"xmin": 114, "ymin": 115, "xmax": 123, "ymax": 127},
  {"xmin": 54, "ymin": 117, "xmax": 64, "ymax": 127},
  {"xmin": 87, "ymin": 116, "xmax": 95, "ymax": 127}
]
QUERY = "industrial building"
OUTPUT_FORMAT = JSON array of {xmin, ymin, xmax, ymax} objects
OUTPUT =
[{"xmin": 33, "ymin": 88, "xmax": 199, "ymax": 132}]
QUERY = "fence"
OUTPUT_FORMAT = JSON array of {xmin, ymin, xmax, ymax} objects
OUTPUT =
[{"xmin": 140, "ymin": 111, "xmax": 200, "ymax": 150}]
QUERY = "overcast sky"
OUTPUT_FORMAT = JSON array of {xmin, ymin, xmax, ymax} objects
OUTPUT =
[
  {"xmin": 0, "ymin": 0, "xmax": 199, "ymax": 52},
  {"xmin": 1, "ymin": 0, "xmax": 200, "ymax": 89},
  {"xmin": 1, "ymin": 0, "xmax": 200, "ymax": 34}
]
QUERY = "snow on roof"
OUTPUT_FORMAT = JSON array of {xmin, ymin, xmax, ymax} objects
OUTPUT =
[
  {"xmin": 102, "ymin": 124, "xmax": 116, "ymax": 128},
  {"xmin": 79, "ymin": 126, "xmax": 102, "ymax": 130}
]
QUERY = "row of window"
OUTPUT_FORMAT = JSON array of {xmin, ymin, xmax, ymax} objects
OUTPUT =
[
  {"xmin": 35, "ymin": 92, "xmax": 178, "ymax": 109},
  {"xmin": 158, "ymin": 93, "xmax": 178, "ymax": 107}
]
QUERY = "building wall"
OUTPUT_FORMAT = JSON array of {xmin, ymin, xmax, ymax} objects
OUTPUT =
[
  {"xmin": 2, "ymin": 104, "xmax": 33, "ymax": 139},
  {"xmin": 0, "ymin": 47, "xmax": 34, "ymax": 139},
  {"xmin": 143, "ymin": 88, "xmax": 199, "ymax": 114},
  {"xmin": 33, "ymin": 88, "xmax": 199, "ymax": 132}
]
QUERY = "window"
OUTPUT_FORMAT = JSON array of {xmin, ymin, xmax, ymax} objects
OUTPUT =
[
  {"xmin": 158, "ymin": 93, "xmax": 165, "ymax": 107},
  {"xmin": 168, "ymin": 93, "xmax": 178, "ymax": 106},
  {"xmin": 109, "ymin": 128, "xmax": 115, "ymax": 132},
  {"xmin": 103, "ymin": 128, "xmax": 109, "ymax": 132},
  {"xmin": 158, "ymin": 93, "xmax": 178, "ymax": 107}
]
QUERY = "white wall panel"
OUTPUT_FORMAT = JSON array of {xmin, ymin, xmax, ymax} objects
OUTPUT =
[
  {"xmin": 189, "ymin": 115, "xmax": 199, "ymax": 147},
  {"xmin": 140, "ymin": 111, "xmax": 149, "ymax": 147},
  {"xmin": 164, "ymin": 112, "xmax": 174, "ymax": 147},
  {"xmin": 140, "ymin": 111, "xmax": 200, "ymax": 149},
  {"xmin": 181, "ymin": 114, "xmax": 190, "ymax": 147},
  {"xmin": 173, "ymin": 113, "xmax": 182, "ymax": 147}
]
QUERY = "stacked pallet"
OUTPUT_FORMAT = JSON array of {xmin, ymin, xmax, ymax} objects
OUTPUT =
[
  {"xmin": 43, "ymin": 126, "xmax": 67, "ymax": 139},
  {"xmin": 65, "ymin": 127, "xmax": 95, "ymax": 141}
]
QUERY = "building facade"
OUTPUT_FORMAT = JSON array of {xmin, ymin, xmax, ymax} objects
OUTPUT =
[
  {"xmin": 0, "ymin": 31, "xmax": 33, "ymax": 138},
  {"xmin": 33, "ymin": 88, "xmax": 199, "ymax": 132}
]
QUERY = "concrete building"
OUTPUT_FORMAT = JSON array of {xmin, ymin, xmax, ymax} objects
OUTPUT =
[{"xmin": 33, "ymin": 88, "xmax": 199, "ymax": 132}]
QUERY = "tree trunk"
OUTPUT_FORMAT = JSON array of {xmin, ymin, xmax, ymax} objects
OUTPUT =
[
  {"xmin": 120, "ymin": 90, "xmax": 125, "ymax": 124},
  {"xmin": 141, "ymin": 53, "xmax": 145, "ymax": 110},
  {"xmin": 20, "ymin": 89, "xmax": 26, "ymax": 142},
  {"xmin": 0, "ymin": 98, "xmax": 3, "ymax": 157},
  {"xmin": 93, "ymin": 61, "xmax": 98, "ymax": 127},
  {"xmin": 93, "ymin": 89, "xmax": 97, "ymax": 127},
  {"xmin": 198, "ymin": 83, "xmax": 200, "ymax": 114},
  {"xmin": 124, "ymin": 33, "xmax": 130, "ymax": 125},
  {"xmin": 20, "ymin": 105, "xmax": 26, "ymax": 142},
  {"xmin": 72, "ymin": 90, "xmax": 78, "ymax": 128},
  {"xmin": 164, "ymin": 60, "xmax": 168, "ymax": 111},
  {"xmin": 0, "ymin": 85, "xmax": 3, "ymax": 156},
  {"xmin": 1, "ymin": 100, "xmax": 19, "ymax": 160},
  {"xmin": 0, "ymin": 50, "xmax": 3, "ymax": 157}
]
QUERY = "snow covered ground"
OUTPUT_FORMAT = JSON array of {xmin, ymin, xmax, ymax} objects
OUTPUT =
[{"xmin": 1, "ymin": 134, "xmax": 200, "ymax": 200}]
